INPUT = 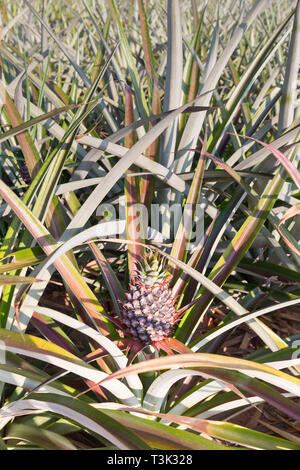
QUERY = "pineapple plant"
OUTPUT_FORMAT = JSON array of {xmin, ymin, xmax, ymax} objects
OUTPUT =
[
  {"xmin": 122, "ymin": 252, "xmax": 177, "ymax": 346},
  {"xmin": 0, "ymin": 0, "xmax": 300, "ymax": 452}
]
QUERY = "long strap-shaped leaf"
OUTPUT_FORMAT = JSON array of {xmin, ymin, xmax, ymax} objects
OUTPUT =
[
  {"xmin": 278, "ymin": 0, "xmax": 300, "ymax": 132},
  {"xmin": 1, "ymin": 46, "xmax": 118, "ymax": 329},
  {"xmin": 175, "ymin": 163, "xmax": 297, "ymax": 351},
  {"xmin": 99, "ymin": 353, "xmax": 300, "ymax": 397},
  {"xmin": 105, "ymin": 0, "xmax": 149, "ymax": 120},
  {"xmin": 34, "ymin": 305, "xmax": 142, "ymax": 397},
  {"xmin": 170, "ymin": 132, "xmax": 207, "ymax": 271},
  {"xmin": 0, "ymin": 329, "xmax": 139, "ymax": 406},
  {"xmin": 175, "ymin": 0, "xmax": 268, "ymax": 174},
  {"xmin": 57, "ymin": 97, "xmax": 205, "ymax": 243},
  {"xmin": 0, "ymin": 393, "xmax": 147, "ymax": 449},
  {"xmin": 23, "ymin": 0, "xmax": 118, "ymax": 132},
  {"xmin": 94, "ymin": 403, "xmax": 300, "ymax": 450},
  {"xmin": 0, "ymin": 102, "xmax": 83, "ymax": 145},
  {"xmin": 0, "ymin": 180, "xmax": 113, "ymax": 335},
  {"xmin": 207, "ymin": 9, "xmax": 294, "ymax": 153},
  {"xmin": 159, "ymin": 0, "xmax": 183, "ymax": 170}
]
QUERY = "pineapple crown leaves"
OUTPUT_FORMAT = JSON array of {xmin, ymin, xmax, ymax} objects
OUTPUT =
[{"xmin": 133, "ymin": 251, "xmax": 172, "ymax": 288}]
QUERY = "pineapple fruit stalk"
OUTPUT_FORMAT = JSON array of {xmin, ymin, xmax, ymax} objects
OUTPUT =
[{"xmin": 122, "ymin": 252, "xmax": 177, "ymax": 345}]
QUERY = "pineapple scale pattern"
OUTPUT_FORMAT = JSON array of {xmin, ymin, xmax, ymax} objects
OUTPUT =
[{"xmin": 122, "ymin": 281, "xmax": 176, "ymax": 345}]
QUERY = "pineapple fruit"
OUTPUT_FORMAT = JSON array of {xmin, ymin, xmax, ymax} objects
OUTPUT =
[{"xmin": 122, "ymin": 253, "xmax": 177, "ymax": 345}]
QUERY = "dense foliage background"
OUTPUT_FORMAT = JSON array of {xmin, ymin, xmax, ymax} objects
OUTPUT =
[{"xmin": 0, "ymin": 0, "xmax": 299, "ymax": 450}]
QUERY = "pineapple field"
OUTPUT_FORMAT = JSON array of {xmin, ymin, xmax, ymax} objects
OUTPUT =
[{"xmin": 0, "ymin": 0, "xmax": 300, "ymax": 451}]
